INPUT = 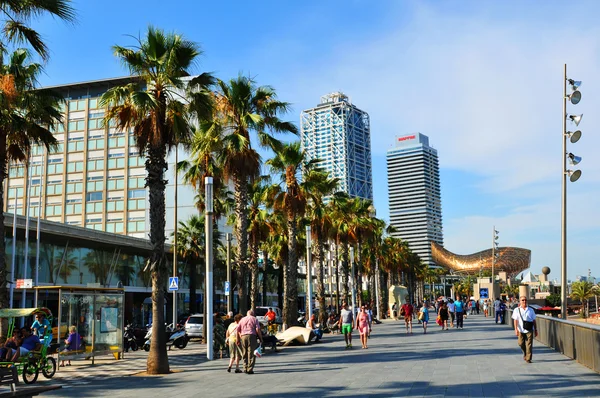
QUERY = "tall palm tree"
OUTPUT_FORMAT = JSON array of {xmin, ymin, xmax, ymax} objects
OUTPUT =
[
  {"xmin": 214, "ymin": 75, "xmax": 297, "ymax": 313},
  {"xmin": 247, "ymin": 176, "xmax": 270, "ymax": 310},
  {"xmin": 0, "ymin": 49, "xmax": 63, "ymax": 320},
  {"xmin": 266, "ymin": 142, "xmax": 313, "ymax": 327},
  {"xmin": 100, "ymin": 27, "xmax": 213, "ymax": 375},
  {"xmin": 0, "ymin": 0, "xmax": 75, "ymax": 63},
  {"xmin": 304, "ymin": 170, "xmax": 339, "ymax": 324}
]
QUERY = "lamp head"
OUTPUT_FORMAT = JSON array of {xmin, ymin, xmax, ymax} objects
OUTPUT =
[
  {"xmin": 568, "ymin": 130, "xmax": 582, "ymax": 143},
  {"xmin": 568, "ymin": 90, "xmax": 582, "ymax": 105},
  {"xmin": 568, "ymin": 79, "xmax": 582, "ymax": 90},
  {"xmin": 568, "ymin": 114, "xmax": 583, "ymax": 126},
  {"xmin": 568, "ymin": 153, "xmax": 582, "ymax": 165},
  {"xmin": 568, "ymin": 169, "xmax": 582, "ymax": 182}
]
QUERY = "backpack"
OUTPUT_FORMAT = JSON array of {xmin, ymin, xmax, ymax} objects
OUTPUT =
[{"xmin": 400, "ymin": 306, "xmax": 406, "ymax": 316}]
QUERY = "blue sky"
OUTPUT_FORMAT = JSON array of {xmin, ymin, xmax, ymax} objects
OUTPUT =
[{"xmin": 33, "ymin": 0, "xmax": 600, "ymax": 280}]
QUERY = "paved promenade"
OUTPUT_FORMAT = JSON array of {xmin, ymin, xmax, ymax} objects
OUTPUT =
[{"xmin": 37, "ymin": 312, "xmax": 600, "ymax": 397}]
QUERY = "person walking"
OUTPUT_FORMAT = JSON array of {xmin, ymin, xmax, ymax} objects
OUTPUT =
[
  {"xmin": 439, "ymin": 302, "xmax": 449, "ymax": 330},
  {"xmin": 494, "ymin": 297, "xmax": 502, "ymax": 323},
  {"xmin": 401, "ymin": 300, "xmax": 413, "ymax": 334},
  {"xmin": 454, "ymin": 296, "xmax": 465, "ymax": 329},
  {"xmin": 447, "ymin": 299, "xmax": 456, "ymax": 328},
  {"xmin": 356, "ymin": 306, "xmax": 370, "ymax": 349},
  {"xmin": 512, "ymin": 296, "xmax": 538, "ymax": 363},
  {"xmin": 483, "ymin": 299, "xmax": 489, "ymax": 317},
  {"xmin": 226, "ymin": 314, "xmax": 243, "ymax": 373},
  {"xmin": 338, "ymin": 302, "xmax": 354, "ymax": 349},
  {"xmin": 236, "ymin": 310, "xmax": 263, "ymax": 375},
  {"xmin": 419, "ymin": 302, "xmax": 429, "ymax": 334}
]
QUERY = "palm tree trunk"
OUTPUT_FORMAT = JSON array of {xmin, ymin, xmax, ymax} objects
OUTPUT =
[
  {"xmin": 262, "ymin": 251, "xmax": 268, "ymax": 306},
  {"xmin": 249, "ymin": 233, "xmax": 259, "ymax": 311},
  {"xmin": 335, "ymin": 243, "xmax": 340, "ymax": 312},
  {"xmin": 146, "ymin": 147, "xmax": 169, "ymax": 374},
  {"xmin": 356, "ymin": 241, "xmax": 362, "ymax": 307},
  {"xmin": 233, "ymin": 175, "xmax": 249, "ymax": 313},
  {"xmin": 315, "ymin": 232, "xmax": 326, "ymax": 325},
  {"xmin": 341, "ymin": 242, "xmax": 349, "ymax": 302},
  {"xmin": 284, "ymin": 217, "xmax": 299, "ymax": 328},
  {"xmin": 189, "ymin": 260, "xmax": 197, "ymax": 314},
  {"xmin": 277, "ymin": 258, "xmax": 283, "ymax": 310}
]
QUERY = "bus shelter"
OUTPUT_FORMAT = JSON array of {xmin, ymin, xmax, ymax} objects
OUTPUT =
[{"xmin": 34, "ymin": 286, "xmax": 124, "ymax": 367}]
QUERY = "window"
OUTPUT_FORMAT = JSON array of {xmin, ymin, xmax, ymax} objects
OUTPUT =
[
  {"xmin": 106, "ymin": 200, "xmax": 124, "ymax": 212},
  {"xmin": 45, "ymin": 204, "xmax": 62, "ymax": 216},
  {"xmin": 29, "ymin": 185, "xmax": 41, "ymax": 197},
  {"xmin": 127, "ymin": 198, "xmax": 145, "ymax": 210},
  {"xmin": 86, "ymin": 202, "xmax": 103, "ymax": 213},
  {"xmin": 86, "ymin": 192, "xmax": 103, "ymax": 202},
  {"xmin": 88, "ymin": 98, "xmax": 98, "ymax": 109},
  {"xmin": 87, "ymin": 119, "xmax": 105, "ymax": 130},
  {"xmin": 50, "ymin": 143, "xmax": 64, "ymax": 154},
  {"xmin": 31, "ymin": 146, "xmax": 43, "ymax": 156},
  {"xmin": 128, "ymin": 177, "xmax": 145, "ymax": 189},
  {"xmin": 106, "ymin": 222, "xmax": 124, "ymax": 233},
  {"xmin": 107, "ymin": 178, "xmax": 125, "ymax": 190},
  {"xmin": 128, "ymin": 189, "xmax": 145, "ymax": 199},
  {"xmin": 65, "ymin": 203, "xmax": 82, "ymax": 215},
  {"xmin": 87, "ymin": 180, "xmax": 103, "ymax": 192},
  {"xmin": 46, "ymin": 183, "xmax": 62, "ymax": 196},
  {"xmin": 67, "ymin": 138, "xmax": 85, "ymax": 152},
  {"xmin": 88, "ymin": 138, "xmax": 105, "ymax": 151},
  {"xmin": 66, "ymin": 161, "xmax": 84, "ymax": 173},
  {"xmin": 108, "ymin": 137, "xmax": 126, "ymax": 148},
  {"xmin": 128, "ymin": 156, "xmax": 144, "ymax": 168},
  {"xmin": 67, "ymin": 120, "xmax": 85, "ymax": 132},
  {"xmin": 47, "ymin": 163, "xmax": 64, "ymax": 175},
  {"xmin": 129, "ymin": 136, "xmax": 136, "ymax": 146},
  {"xmin": 108, "ymin": 156, "xmax": 125, "ymax": 169},
  {"xmin": 30, "ymin": 165, "xmax": 42, "ymax": 176},
  {"xmin": 87, "ymin": 159, "xmax": 104, "ymax": 171},
  {"xmin": 8, "ymin": 167, "xmax": 24, "ymax": 178},
  {"xmin": 128, "ymin": 220, "xmax": 145, "ymax": 232},
  {"xmin": 68, "ymin": 100, "xmax": 86, "ymax": 112},
  {"xmin": 66, "ymin": 182, "xmax": 83, "ymax": 193}
]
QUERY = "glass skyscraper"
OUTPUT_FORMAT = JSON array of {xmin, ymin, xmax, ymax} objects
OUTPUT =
[
  {"xmin": 300, "ymin": 92, "xmax": 373, "ymax": 200},
  {"xmin": 387, "ymin": 133, "xmax": 443, "ymax": 266}
]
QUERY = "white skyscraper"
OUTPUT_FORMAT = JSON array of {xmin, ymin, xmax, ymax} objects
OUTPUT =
[
  {"xmin": 387, "ymin": 133, "xmax": 443, "ymax": 266},
  {"xmin": 300, "ymin": 92, "xmax": 373, "ymax": 200}
]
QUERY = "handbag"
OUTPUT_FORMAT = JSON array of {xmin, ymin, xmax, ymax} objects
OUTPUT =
[
  {"xmin": 400, "ymin": 306, "xmax": 406, "ymax": 317},
  {"xmin": 254, "ymin": 343, "xmax": 263, "ymax": 358},
  {"xmin": 518, "ymin": 308, "xmax": 534, "ymax": 332},
  {"xmin": 418, "ymin": 311, "xmax": 424, "ymax": 321},
  {"xmin": 436, "ymin": 316, "xmax": 442, "ymax": 326}
]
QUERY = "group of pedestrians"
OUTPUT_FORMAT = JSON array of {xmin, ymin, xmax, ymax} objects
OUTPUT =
[{"xmin": 225, "ymin": 310, "xmax": 263, "ymax": 375}]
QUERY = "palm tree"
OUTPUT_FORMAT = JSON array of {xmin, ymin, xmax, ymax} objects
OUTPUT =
[
  {"xmin": 0, "ymin": 49, "xmax": 64, "ymax": 320},
  {"xmin": 571, "ymin": 281, "xmax": 598, "ymax": 319},
  {"xmin": 100, "ymin": 27, "xmax": 213, "ymax": 375},
  {"xmin": 0, "ymin": 0, "xmax": 75, "ymax": 63},
  {"xmin": 304, "ymin": 170, "xmax": 339, "ymax": 324},
  {"xmin": 214, "ymin": 75, "xmax": 297, "ymax": 313},
  {"xmin": 247, "ymin": 176, "xmax": 271, "ymax": 311},
  {"xmin": 266, "ymin": 142, "xmax": 312, "ymax": 328}
]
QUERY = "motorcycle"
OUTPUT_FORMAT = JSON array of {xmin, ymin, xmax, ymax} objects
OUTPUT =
[
  {"xmin": 143, "ymin": 323, "xmax": 189, "ymax": 352},
  {"xmin": 123, "ymin": 323, "xmax": 138, "ymax": 352}
]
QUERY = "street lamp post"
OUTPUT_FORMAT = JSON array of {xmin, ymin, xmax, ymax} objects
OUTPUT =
[
  {"xmin": 349, "ymin": 246, "xmax": 357, "ymax": 316},
  {"xmin": 226, "ymin": 233, "xmax": 231, "ymax": 314},
  {"xmin": 492, "ymin": 227, "xmax": 499, "ymax": 299},
  {"xmin": 173, "ymin": 146, "xmax": 178, "ymax": 328},
  {"xmin": 205, "ymin": 177, "xmax": 214, "ymax": 360},
  {"xmin": 305, "ymin": 225, "xmax": 313, "ymax": 322},
  {"xmin": 561, "ymin": 64, "xmax": 583, "ymax": 320}
]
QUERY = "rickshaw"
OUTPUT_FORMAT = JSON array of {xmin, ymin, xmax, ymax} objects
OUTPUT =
[{"xmin": 0, "ymin": 307, "xmax": 57, "ymax": 384}]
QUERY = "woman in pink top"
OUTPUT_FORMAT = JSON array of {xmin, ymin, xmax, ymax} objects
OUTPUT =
[{"xmin": 355, "ymin": 306, "xmax": 370, "ymax": 349}]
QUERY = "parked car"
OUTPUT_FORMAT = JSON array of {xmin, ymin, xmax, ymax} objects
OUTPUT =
[
  {"xmin": 184, "ymin": 314, "xmax": 204, "ymax": 338},
  {"xmin": 255, "ymin": 307, "xmax": 282, "ymax": 325}
]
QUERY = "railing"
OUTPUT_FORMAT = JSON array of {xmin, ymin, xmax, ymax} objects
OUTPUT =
[{"xmin": 535, "ymin": 314, "xmax": 600, "ymax": 373}]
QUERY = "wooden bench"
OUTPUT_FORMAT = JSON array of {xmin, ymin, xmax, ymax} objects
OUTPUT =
[{"xmin": 0, "ymin": 367, "xmax": 61, "ymax": 398}]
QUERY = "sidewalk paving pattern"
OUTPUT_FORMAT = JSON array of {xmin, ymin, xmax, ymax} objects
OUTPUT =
[{"xmin": 34, "ymin": 313, "xmax": 600, "ymax": 397}]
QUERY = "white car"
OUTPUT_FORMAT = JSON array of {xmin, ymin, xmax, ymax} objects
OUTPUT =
[
  {"xmin": 255, "ymin": 307, "xmax": 282, "ymax": 325},
  {"xmin": 184, "ymin": 314, "xmax": 203, "ymax": 338}
]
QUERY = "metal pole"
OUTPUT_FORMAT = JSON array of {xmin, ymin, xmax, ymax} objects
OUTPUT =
[
  {"xmin": 34, "ymin": 150, "xmax": 45, "ymax": 307},
  {"xmin": 375, "ymin": 258, "xmax": 381, "ymax": 320},
  {"xmin": 21, "ymin": 158, "xmax": 32, "ymax": 319},
  {"xmin": 327, "ymin": 249, "xmax": 332, "ymax": 309},
  {"xmin": 561, "ymin": 63, "xmax": 568, "ymax": 320},
  {"xmin": 350, "ymin": 246, "xmax": 356, "ymax": 316},
  {"xmin": 226, "ymin": 233, "xmax": 231, "ymax": 314},
  {"xmin": 9, "ymin": 167, "xmax": 18, "ymax": 309},
  {"xmin": 205, "ymin": 177, "xmax": 214, "ymax": 360},
  {"xmin": 491, "ymin": 225, "xmax": 495, "ymax": 300},
  {"xmin": 173, "ymin": 146, "xmax": 178, "ymax": 328},
  {"xmin": 306, "ymin": 226, "xmax": 312, "ymax": 321}
]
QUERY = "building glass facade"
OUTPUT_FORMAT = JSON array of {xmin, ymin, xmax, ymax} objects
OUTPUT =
[
  {"xmin": 300, "ymin": 92, "xmax": 373, "ymax": 200},
  {"xmin": 387, "ymin": 133, "xmax": 443, "ymax": 267}
]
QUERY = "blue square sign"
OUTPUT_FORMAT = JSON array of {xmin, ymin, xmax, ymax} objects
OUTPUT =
[
  {"xmin": 480, "ymin": 288, "xmax": 489, "ymax": 299},
  {"xmin": 169, "ymin": 277, "xmax": 179, "ymax": 291}
]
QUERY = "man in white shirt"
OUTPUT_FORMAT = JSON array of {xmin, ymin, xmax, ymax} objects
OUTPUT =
[{"xmin": 512, "ymin": 296, "xmax": 538, "ymax": 363}]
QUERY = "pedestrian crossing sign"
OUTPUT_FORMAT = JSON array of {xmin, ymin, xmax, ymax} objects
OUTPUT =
[{"xmin": 169, "ymin": 277, "xmax": 179, "ymax": 291}]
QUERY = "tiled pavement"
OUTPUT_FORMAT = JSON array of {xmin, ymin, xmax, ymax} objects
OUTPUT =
[{"xmin": 27, "ymin": 314, "xmax": 600, "ymax": 397}]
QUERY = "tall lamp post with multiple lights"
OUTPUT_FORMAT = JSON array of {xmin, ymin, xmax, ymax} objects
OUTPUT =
[
  {"xmin": 492, "ymin": 227, "xmax": 499, "ymax": 298},
  {"xmin": 561, "ymin": 65, "xmax": 583, "ymax": 320}
]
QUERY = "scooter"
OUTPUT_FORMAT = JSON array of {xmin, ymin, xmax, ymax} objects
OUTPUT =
[
  {"xmin": 143, "ymin": 323, "xmax": 189, "ymax": 352},
  {"xmin": 123, "ymin": 323, "xmax": 138, "ymax": 352}
]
